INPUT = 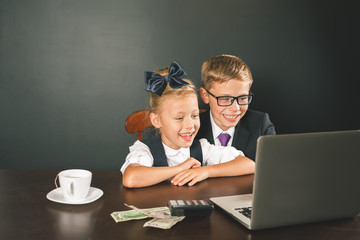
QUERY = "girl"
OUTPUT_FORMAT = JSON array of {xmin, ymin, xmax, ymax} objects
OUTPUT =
[{"xmin": 121, "ymin": 60, "xmax": 255, "ymax": 188}]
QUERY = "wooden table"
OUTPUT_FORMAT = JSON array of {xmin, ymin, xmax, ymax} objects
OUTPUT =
[{"xmin": 0, "ymin": 170, "xmax": 359, "ymax": 240}]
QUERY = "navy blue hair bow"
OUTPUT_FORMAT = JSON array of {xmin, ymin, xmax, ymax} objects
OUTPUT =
[{"xmin": 145, "ymin": 60, "xmax": 189, "ymax": 96}]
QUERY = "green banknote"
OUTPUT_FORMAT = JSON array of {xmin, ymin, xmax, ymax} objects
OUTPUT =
[
  {"xmin": 111, "ymin": 206, "xmax": 170, "ymax": 223},
  {"xmin": 143, "ymin": 216, "xmax": 185, "ymax": 229}
]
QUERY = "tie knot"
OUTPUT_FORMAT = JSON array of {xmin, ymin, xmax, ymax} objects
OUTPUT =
[{"xmin": 218, "ymin": 133, "xmax": 231, "ymax": 146}]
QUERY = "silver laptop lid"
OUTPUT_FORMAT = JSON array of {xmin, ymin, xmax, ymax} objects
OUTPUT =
[{"xmin": 251, "ymin": 130, "xmax": 360, "ymax": 230}]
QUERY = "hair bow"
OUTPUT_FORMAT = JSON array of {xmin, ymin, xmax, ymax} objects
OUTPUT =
[{"xmin": 145, "ymin": 60, "xmax": 189, "ymax": 96}]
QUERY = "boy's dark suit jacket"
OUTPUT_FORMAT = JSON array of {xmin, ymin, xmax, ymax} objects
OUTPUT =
[{"xmin": 196, "ymin": 109, "xmax": 276, "ymax": 161}]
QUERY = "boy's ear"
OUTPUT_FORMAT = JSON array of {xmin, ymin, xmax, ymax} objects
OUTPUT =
[
  {"xmin": 199, "ymin": 87, "xmax": 210, "ymax": 104},
  {"xmin": 149, "ymin": 112, "xmax": 161, "ymax": 128}
]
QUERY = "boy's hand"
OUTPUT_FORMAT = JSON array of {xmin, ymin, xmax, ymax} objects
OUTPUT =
[
  {"xmin": 177, "ymin": 157, "xmax": 201, "ymax": 172},
  {"xmin": 171, "ymin": 167, "xmax": 209, "ymax": 187}
]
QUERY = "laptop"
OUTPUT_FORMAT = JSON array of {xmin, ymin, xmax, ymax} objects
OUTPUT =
[{"xmin": 210, "ymin": 130, "xmax": 360, "ymax": 230}]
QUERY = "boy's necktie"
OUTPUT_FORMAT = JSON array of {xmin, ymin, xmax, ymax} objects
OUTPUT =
[{"xmin": 218, "ymin": 133, "xmax": 231, "ymax": 146}]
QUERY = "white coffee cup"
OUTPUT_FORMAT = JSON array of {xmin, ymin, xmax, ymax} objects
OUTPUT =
[{"xmin": 56, "ymin": 169, "xmax": 92, "ymax": 202}]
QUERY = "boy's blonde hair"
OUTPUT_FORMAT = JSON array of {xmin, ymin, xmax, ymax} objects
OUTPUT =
[
  {"xmin": 149, "ymin": 67, "xmax": 197, "ymax": 114},
  {"xmin": 201, "ymin": 54, "xmax": 253, "ymax": 89}
]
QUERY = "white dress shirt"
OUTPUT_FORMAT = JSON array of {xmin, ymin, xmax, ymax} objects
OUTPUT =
[{"xmin": 120, "ymin": 138, "xmax": 244, "ymax": 174}]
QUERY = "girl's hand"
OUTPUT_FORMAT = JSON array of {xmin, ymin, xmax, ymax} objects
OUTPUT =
[
  {"xmin": 171, "ymin": 167, "xmax": 209, "ymax": 187},
  {"xmin": 177, "ymin": 157, "xmax": 201, "ymax": 172}
]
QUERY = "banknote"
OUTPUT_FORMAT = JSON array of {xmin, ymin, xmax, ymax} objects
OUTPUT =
[
  {"xmin": 111, "ymin": 206, "xmax": 170, "ymax": 223},
  {"xmin": 111, "ymin": 204, "xmax": 186, "ymax": 229},
  {"xmin": 143, "ymin": 216, "xmax": 185, "ymax": 229},
  {"xmin": 124, "ymin": 203, "xmax": 171, "ymax": 219}
]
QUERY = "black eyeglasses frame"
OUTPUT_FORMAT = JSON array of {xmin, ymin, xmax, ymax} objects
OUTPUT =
[{"xmin": 205, "ymin": 89, "xmax": 254, "ymax": 106}]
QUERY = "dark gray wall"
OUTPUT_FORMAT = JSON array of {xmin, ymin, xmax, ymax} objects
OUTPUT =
[{"xmin": 1, "ymin": 0, "xmax": 359, "ymax": 170}]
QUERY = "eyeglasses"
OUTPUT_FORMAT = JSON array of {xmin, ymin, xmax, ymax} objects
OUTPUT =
[{"xmin": 205, "ymin": 89, "xmax": 253, "ymax": 106}]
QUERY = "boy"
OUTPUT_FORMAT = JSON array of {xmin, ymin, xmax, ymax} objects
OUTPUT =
[{"xmin": 196, "ymin": 54, "xmax": 275, "ymax": 161}]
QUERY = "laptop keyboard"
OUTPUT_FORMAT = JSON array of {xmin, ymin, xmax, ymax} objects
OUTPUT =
[{"xmin": 235, "ymin": 207, "xmax": 252, "ymax": 219}]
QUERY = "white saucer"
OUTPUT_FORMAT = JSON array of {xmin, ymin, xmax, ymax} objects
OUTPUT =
[{"xmin": 46, "ymin": 187, "xmax": 103, "ymax": 205}]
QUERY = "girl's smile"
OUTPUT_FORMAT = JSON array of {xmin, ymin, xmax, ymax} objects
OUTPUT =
[{"xmin": 179, "ymin": 131, "xmax": 196, "ymax": 142}]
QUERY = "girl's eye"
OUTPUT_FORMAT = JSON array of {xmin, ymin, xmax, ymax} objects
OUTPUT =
[
  {"xmin": 175, "ymin": 117, "xmax": 183, "ymax": 120},
  {"xmin": 192, "ymin": 114, "xmax": 199, "ymax": 118}
]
